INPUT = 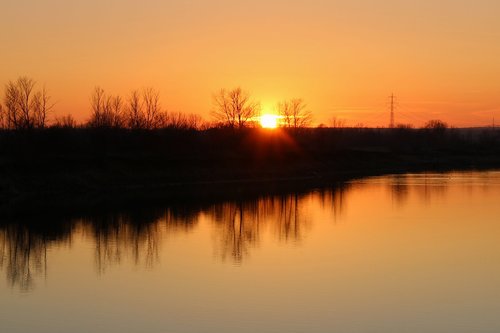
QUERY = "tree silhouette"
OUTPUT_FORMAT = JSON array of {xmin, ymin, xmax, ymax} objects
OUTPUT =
[
  {"xmin": 110, "ymin": 95, "xmax": 125, "ymax": 127},
  {"xmin": 212, "ymin": 87, "xmax": 260, "ymax": 128},
  {"xmin": 126, "ymin": 90, "xmax": 145, "ymax": 129},
  {"xmin": 424, "ymin": 119, "xmax": 448, "ymax": 130},
  {"xmin": 87, "ymin": 87, "xmax": 124, "ymax": 128},
  {"xmin": 277, "ymin": 98, "xmax": 312, "ymax": 128},
  {"xmin": 122, "ymin": 87, "xmax": 167, "ymax": 129},
  {"xmin": 142, "ymin": 87, "xmax": 164, "ymax": 129},
  {"xmin": 2, "ymin": 76, "xmax": 52, "ymax": 129},
  {"xmin": 330, "ymin": 116, "xmax": 346, "ymax": 128}
]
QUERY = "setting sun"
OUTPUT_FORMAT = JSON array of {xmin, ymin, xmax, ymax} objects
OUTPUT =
[{"xmin": 260, "ymin": 114, "xmax": 279, "ymax": 129}]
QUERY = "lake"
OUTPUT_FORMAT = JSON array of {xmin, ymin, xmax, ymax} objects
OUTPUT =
[{"xmin": 1, "ymin": 171, "xmax": 500, "ymax": 333}]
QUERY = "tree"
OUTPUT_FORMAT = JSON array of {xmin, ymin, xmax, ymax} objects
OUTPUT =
[
  {"xmin": 124, "ymin": 88, "xmax": 165, "ymax": 129},
  {"xmin": 88, "ymin": 86, "xmax": 106, "ymax": 127},
  {"xmin": 330, "ymin": 116, "xmax": 346, "ymax": 128},
  {"xmin": 142, "ymin": 87, "xmax": 164, "ymax": 129},
  {"xmin": 126, "ymin": 90, "xmax": 145, "ymax": 129},
  {"xmin": 424, "ymin": 119, "xmax": 448, "ymax": 130},
  {"xmin": 2, "ymin": 76, "xmax": 52, "ymax": 129},
  {"xmin": 277, "ymin": 98, "xmax": 312, "ymax": 128},
  {"xmin": 212, "ymin": 87, "xmax": 259, "ymax": 128},
  {"xmin": 109, "ymin": 95, "xmax": 125, "ymax": 128},
  {"xmin": 87, "ymin": 87, "xmax": 124, "ymax": 128}
]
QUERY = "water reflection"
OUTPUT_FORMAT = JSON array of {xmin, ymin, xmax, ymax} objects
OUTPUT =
[
  {"xmin": 0, "ymin": 224, "xmax": 48, "ymax": 291},
  {"xmin": 354, "ymin": 172, "xmax": 498, "ymax": 207},
  {"xmin": 209, "ymin": 201, "xmax": 261, "ymax": 263},
  {"xmin": 389, "ymin": 174, "xmax": 410, "ymax": 206},
  {"xmin": 2, "ymin": 172, "xmax": 498, "ymax": 291},
  {"xmin": 89, "ymin": 216, "xmax": 161, "ymax": 274},
  {"xmin": 0, "ymin": 206, "xmax": 200, "ymax": 291},
  {"xmin": 316, "ymin": 184, "xmax": 350, "ymax": 221},
  {"xmin": 207, "ymin": 193, "xmax": 318, "ymax": 263}
]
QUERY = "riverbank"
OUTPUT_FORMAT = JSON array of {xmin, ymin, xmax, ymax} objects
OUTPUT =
[
  {"xmin": 2, "ymin": 153, "xmax": 500, "ymax": 218},
  {"xmin": 1, "ymin": 126, "xmax": 499, "ymax": 216}
]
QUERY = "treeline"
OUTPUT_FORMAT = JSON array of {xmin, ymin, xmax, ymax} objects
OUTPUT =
[
  {"xmin": 85, "ymin": 86, "xmax": 204, "ymax": 130},
  {"xmin": 0, "ymin": 76, "xmax": 316, "ymax": 130},
  {"xmin": 0, "ymin": 76, "xmax": 205, "ymax": 131},
  {"xmin": 2, "ymin": 76, "xmax": 500, "ymax": 159},
  {"xmin": 1, "ymin": 75, "xmax": 467, "ymax": 132}
]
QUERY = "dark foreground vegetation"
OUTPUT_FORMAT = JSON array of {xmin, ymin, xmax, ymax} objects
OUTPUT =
[
  {"xmin": 1, "ymin": 76, "xmax": 500, "ymax": 213},
  {"xmin": 1, "ymin": 125, "xmax": 500, "ymax": 214}
]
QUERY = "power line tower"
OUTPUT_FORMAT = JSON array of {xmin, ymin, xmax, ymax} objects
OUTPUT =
[{"xmin": 389, "ymin": 93, "xmax": 395, "ymax": 128}]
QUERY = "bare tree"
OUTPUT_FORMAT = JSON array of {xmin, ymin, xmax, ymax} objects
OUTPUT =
[
  {"xmin": 142, "ymin": 87, "xmax": 163, "ymax": 129},
  {"xmin": 212, "ymin": 87, "xmax": 259, "ymax": 128},
  {"xmin": 330, "ymin": 116, "xmax": 346, "ymax": 128},
  {"xmin": 32, "ymin": 86, "xmax": 51, "ymax": 128},
  {"xmin": 109, "ymin": 95, "xmax": 125, "ymax": 127},
  {"xmin": 126, "ymin": 90, "xmax": 145, "ymax": 129},
  {"xmin": 123, "ymin": 88, "xmax": 169, "ymax": 129},
  {"xmin": 212, "ymin": 89, "xmax": 233, "ymax": 127},
  {"xmin": 14, "ymin": 77, "xmax": 35, "ymax": 128},
  {"xmin": 88, "ymin": 86, "xmax": 106, "ymax": 127},
  {"xmin": 277, "ymin": 98, "xmax": 312, "ymax": 128},
  {"xmin": 87, "ymin": 87, "xmax": 124, "ymax": 128},
  {"xmin": 2, "ymin": 76, "xmax": 52, "ymax": 129}
]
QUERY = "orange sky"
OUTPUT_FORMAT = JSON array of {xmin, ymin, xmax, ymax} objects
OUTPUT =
[{"xmin": 2, "ymin": 0, "xmax": 500, "ymax": 127}]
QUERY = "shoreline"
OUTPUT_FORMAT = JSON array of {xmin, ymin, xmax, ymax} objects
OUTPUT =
[
  {"xmin": 2, "ymin": 156, "xmax": 500, "ymax": 219},
  {"xmin": 1, "ymin": 126, "xmax": 500, "ymax": 217}
]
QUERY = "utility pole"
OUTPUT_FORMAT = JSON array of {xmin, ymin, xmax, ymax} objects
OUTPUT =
[{"xmin": 389, "ymin": 93, "xmax": 395, "ymax": 128}]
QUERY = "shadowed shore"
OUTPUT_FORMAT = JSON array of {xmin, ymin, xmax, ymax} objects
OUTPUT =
[{"xmin": 1, "ymin": 126, "xmax": 499, "ymax": 215}]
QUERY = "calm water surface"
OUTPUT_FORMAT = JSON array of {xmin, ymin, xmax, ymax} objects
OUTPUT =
[{"xmin": 1, "ymin": 171, "xmax": 500, "ymax": 332}]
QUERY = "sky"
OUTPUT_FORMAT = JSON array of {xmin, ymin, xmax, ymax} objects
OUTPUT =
[{"xmin": 2, "ymin": 0, "xmax": 500, "ymax": 127}]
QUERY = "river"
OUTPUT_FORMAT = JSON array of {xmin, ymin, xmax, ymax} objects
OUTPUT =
[{"xmin": 1, "ymin": 171, "xmax": 500, "ymax": 332}]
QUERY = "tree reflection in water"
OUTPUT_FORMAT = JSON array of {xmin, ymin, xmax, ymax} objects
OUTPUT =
[
  {"xmin": 0, "ymin": 218, "xmax": 79, "ymax": 291},
  {"xmin": 0, "ymin": 224, "xmax": 50, "ymax": 291},
  {"xmin": 207, "ymin": 194, "xmax": 309, "ymax": 263},
  {"xmin": 208, "ymin": 200, "xmax": 261, "ymax": 263},
  {"xmin": 89, "ymin": 206, "xmax": 201, "ymax": 274},
  {"xmin": 0, "ymin": 185, "xmax": 349, "ymax": 290},
  {"xmin": 206, "ymin": 185, "xmax": 351, "ymax": 263}
]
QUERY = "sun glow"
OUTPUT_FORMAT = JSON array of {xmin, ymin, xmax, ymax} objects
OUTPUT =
[{"xmin": 260, "ymin": 114, "xmax": 279, "ymax": 129}]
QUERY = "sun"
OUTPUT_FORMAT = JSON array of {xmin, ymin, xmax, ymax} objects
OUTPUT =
[{"xmin": 260, "ymin": 114, "xmax": 279, "ymax": 129}]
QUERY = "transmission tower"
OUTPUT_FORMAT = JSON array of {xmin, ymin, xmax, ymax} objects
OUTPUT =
[{"xmin": 389, "ymin": 94, "xmax": 395, "ymax": 128}]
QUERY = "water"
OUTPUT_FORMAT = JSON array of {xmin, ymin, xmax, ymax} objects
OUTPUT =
[{"xmin": 1, "ymin": 171, "xmax": 500, "ymax": 333}]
